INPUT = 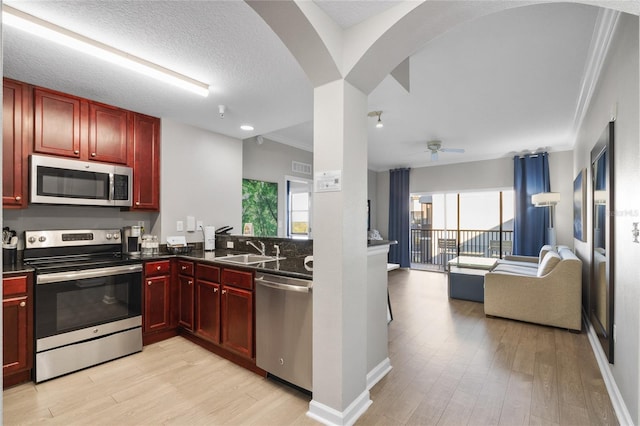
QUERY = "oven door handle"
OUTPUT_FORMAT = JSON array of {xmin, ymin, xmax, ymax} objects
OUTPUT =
[{"xmin": 37, "ymin": 264, "xmax": 142, "ymax": 285}]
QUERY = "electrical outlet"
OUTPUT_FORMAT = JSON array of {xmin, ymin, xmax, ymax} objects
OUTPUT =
[
  {"xmin": 226, "ymin": 241, "xmax": 234, "ymax": 249},
  {"xmin": 197, "ymin": 220, "xmax": 204, "ymax": 230},
  {"xmin": 176, "ymin": 221, "xmax": 184, "ymax": 232}
]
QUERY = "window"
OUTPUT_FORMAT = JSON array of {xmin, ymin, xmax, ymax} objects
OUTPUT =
[{"xmin": 286, "ymin": 177, "xmax": 312, "ymax": 239}]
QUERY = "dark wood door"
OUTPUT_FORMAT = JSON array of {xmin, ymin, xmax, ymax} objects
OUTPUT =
[
  {"xmin": 3, "ymin": 296, "xmax": 29, "ymax": 374},
  {"xmin": 221, "ymin": 286, "xmax": 253, "ymax": 358},
  {"xmin": 196, "ymin": 280, "xmax": 220, "ymax": 343},
  {"xmin": 34, "ymin": 88, "xmax": 82, "ymax": 158},
  {"xmin": 131, "ymin": 113, "xmax": 160, "ymax": 211},
  {"xmin": 89, "ymin": 103, "xmax": 129, "ymax": 164},
  {"xmin": 2, "ymin": 80, "xmax": 27, "ymax": 208},
  {"xmin": 178, "ymin": 275, "xmax": 194, "ymax": 330},
  {"xmin": 144, "ymin": 275, "xmax": 171, "ymax": 333}
]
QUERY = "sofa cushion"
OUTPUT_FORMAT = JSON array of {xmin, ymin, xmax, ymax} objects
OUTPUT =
[
  {"xmin": 492, "ymin": 264, "xmax": 538, "ymax": 276},
  {"xmin": 537, "ymin": 251, "xmax": 561, "ymax": 277},
  {"xmin": 538, "ymin": 244, "xmax": 554, "ymax": 263}
]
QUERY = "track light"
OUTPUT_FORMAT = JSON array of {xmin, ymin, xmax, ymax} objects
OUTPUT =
[
  {"xmin": 368, "ymin": 110, "xmax": 384, "ymax": 128},
  {"xmin": 2, "ymin": 5, "xmax": 210, "ymax": 97}
]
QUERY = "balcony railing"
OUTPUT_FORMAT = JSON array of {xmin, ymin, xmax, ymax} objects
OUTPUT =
[{"xmin": 410, "ymin": 228, "xmax": 514, "ymax": 269}]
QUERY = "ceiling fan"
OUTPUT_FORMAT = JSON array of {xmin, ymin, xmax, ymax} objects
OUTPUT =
[{"xmin": 426, "ymin": 140, "xmax": 465, "ymax": 161}]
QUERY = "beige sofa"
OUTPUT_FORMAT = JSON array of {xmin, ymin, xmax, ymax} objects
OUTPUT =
[{"xmin": 484, "ymin": 246, "xmax": 582, "ymax": 331}]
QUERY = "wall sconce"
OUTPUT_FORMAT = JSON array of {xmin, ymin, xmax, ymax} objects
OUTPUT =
[
  {"xmin": 532, "ymin": 192, "xmax": 560, "ymax": 245},
  {"xmin": 368, "ymin": 111, "xmax": 383, "ymax": 128}
]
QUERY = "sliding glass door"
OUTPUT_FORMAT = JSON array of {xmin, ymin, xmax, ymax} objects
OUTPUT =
[{"xmin": 410, "ymin": 189, "xmax": 513, "ymax": 270}]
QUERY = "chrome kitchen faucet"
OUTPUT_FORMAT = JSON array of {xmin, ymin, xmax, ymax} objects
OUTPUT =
[{"xmin": 246, "ymin": 240, "xmax": 265, "ymax": 256}]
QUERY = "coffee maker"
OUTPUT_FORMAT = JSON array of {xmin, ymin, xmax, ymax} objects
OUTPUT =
[{"xmin": 122, "ymin": 225, "xmax": 141, "ymax": 256}]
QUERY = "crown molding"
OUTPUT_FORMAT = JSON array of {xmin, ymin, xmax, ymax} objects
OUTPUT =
[{"xmin": 571, "ymin": 8, "xmax": 621, "ymax": 141}]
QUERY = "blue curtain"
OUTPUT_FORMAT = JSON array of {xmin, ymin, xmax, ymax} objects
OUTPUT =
[
  {"xmin": 388, "ymin": 168, "xmax": 410, "ymax": 267},
  {"xmin": 513, "ymin": 153, "xmax": 550, "ymax": 256}
]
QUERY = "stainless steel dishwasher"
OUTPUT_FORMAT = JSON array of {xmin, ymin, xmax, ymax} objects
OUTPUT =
[{"xmin": 256, "ymin": 272, "xmax": 312, "ymax": 392}]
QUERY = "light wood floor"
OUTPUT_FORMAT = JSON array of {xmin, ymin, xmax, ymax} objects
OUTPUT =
[{"xmin": 3, "ymin": 269, "xmax": 617, "ymax": 425}]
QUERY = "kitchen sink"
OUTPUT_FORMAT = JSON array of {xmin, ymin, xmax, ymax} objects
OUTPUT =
[{"xmin": 215, "ymin": 253, "xmax": 284, "ymax": 265}]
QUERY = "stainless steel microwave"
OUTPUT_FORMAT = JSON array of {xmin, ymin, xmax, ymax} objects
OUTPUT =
[{"xmin": 30, "ymin": 155, "xmax": 133, "ymax": 207}]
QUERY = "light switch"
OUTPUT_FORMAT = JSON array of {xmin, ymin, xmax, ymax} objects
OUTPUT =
[{"xmin": 176, "ymin": 221, "xmax": 184, "ymax": 232}]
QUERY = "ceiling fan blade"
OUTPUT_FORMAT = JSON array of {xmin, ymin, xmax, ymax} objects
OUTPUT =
[
  {"xmin": 431, "ymin": 151, "xmax": 438, "ymax": 161},
  {"xmin": 440, "ymin": 148, "xmax": 465, "ymax": 153}
]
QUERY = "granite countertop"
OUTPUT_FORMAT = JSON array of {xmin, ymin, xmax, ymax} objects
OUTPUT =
[
  {"xmin": 186, "ymin": 250, "xmax": 312, "ymax": 280},
  {"xmin": 139, "ymin": 249, "xmax": 313, "ymax": 280}
]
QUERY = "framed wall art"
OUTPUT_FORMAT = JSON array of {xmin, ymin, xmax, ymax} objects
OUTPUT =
[{"xmin": 573, "ymin": 168, "xmax": 586, "ymax": 241}]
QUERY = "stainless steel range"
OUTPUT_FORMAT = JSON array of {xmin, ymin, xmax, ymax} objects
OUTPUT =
[{"xmin": 24, "ymin": 229, "xmax": 143, "ymax": 383}]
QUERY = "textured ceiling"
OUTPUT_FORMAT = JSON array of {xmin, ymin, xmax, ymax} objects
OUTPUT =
[{"xmin": 3, "ymin": 1, "xmax": 604, "ymax": 171}]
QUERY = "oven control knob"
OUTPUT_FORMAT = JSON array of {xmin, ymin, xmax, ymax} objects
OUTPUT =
[
  {"xmin": 28, "ymin": 236, "xmax": 36, "ymax": 243},
  {"xmin": 106, "ymin": 233, "xmax": 112, "ymax": 240},
  {"xmin": 113, "ymin": 233, "xmax": 120, "ymax": 240},
  {"xmin": 38, "ymin": 236, "xmax": 46, "ymax": 243}
]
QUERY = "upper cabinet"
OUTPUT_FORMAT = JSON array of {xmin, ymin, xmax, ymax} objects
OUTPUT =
[
  {"xmin": 131, "ymin": 113, "xmax": 160, "ymax": 211},
  {"xmin": 34, "ymin": 88, "xmax": 129, "ymax": 165},
  {"xmin": 33, "ymin": 88, "xmax": 82, "ymax": 159},
  {"xmin": 3, "ymin": 79, "xmax": 160, "ymax": 211},
  {"xmin": 2, "ymin": 79, "xmax": 29, "ymax": 208},
  {"xmin": 88, "ymin": 102, "xmax": 129, "ymax": 165}
]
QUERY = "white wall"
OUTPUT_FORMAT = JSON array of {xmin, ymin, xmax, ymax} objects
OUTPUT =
[
  {"xmin": 159, "ymin": 119, "xmax": 242, "ymax": 243},
  {"xmin": 242, "ymin": 136, "xmax": 313, "ymax": 237},
  {"xmin": 572, "ymin": 13, "xmax": 639, "ymax": 424},
  {"xmin": 374, "ymin": 152, "xmax": 574, "ymax": 247}
]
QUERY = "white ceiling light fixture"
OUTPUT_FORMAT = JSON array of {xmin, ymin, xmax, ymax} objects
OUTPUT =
[
  {"xmin": 240, "ymin": 125, "xmax": 254, "ymax": 131},
  {"xmin": 368, "ymin": 111, "xmax": 384, "ymax": 128},
  {"xmin": 2, "ymin": 5, "xmax": 210, "ymax": 97}
]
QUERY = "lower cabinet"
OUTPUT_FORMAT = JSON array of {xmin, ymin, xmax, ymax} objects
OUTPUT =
[
  {"xmin": 142, "ymin": 258, "xmax": 257, "ymax": 368},
  {"xmin": 221, "ymin": 285, "xmax": 254, "ymax": 358},
  {"xmin": 193, "ymin": 263, "xmax": 254, "ymax": 359},
  {"xmin": 143, "ymin": 260, "xmax": 175, "ymax": 344},
  {"xmin": 178, "ymin": 260, "xmax": 195, "ymax": 330},
  {"xmin": 3, "ymin": 273, "xmax": 33, "ymax": 388},
  {"xmin": 195, "ymin": 269, "xmax": 221, "ymax": 343}
]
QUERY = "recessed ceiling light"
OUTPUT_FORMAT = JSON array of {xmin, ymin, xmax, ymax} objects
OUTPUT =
[
  {"xmin": 2, "ymin": 5, "xmax": 210, "ymax": 97},
  {"xmin": 240, "ymin": 125, "xmax": 254, "ymax": 131}
]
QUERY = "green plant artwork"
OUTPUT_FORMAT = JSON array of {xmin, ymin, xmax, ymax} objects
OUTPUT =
[{"xmin": 242, "ymin": 179, "xmax": 278, "ymax": 236}]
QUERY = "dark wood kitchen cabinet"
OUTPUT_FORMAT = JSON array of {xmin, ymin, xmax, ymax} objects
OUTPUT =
[
  {"xmin": 143, "ymin": 260, "xmax": 171, "ymax": 333},
  {"xmin": 195, "ymin": 264, "xmax": 221, "ymax": 343},
  {"xmin": 142, "ymin": 260, "xmax": 176, "ymax": 345},
  {"xmin": 33, "ymin": 87, "xmax": 82, "ymax": 158},
  {"xmin": 3, "ymin": 273, "xmax": 33, "ymax": 388},
  {"xmin": 3, "ymin": 79, "xmax": 29, "ymax": 208},
  {"xmin": 220, "ymin": 268, "xmax": 254, "ymax": 358},
  {"xmin": 130, "ymin": 112, "xmax": 160, "ymax": 211},
  {"xmin": 34, "ymin": 87, "xmax": 129, "ymax": 164},
  {"xmin": 88, "ymin": 102, "xmax": 129, "ymax": 164},
  {"xmin": 178, "ymin": 260, "xmax": 195, "ymax": 330}
]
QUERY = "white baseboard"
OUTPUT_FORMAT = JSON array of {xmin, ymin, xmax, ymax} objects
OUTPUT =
[
  {"xmin": 584, "ymin": 318, "xmax": 634, "ymax": 426},
  {"xmin": 307, "ymin": 389, "xmax": 372, "ymax": 426},
  {"xmin": 366, "ymin": 357, "xmax": 392, "ymax": 390}
]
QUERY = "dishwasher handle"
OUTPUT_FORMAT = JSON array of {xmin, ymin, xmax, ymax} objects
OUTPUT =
[{"xmin": 255, "ymin": 274, "xmax": 312, "ymax": 293}]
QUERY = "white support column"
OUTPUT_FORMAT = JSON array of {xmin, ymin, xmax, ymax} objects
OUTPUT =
[{"xmin": 307, "ymin": 79, "xmax": 370, "ymax": 426}]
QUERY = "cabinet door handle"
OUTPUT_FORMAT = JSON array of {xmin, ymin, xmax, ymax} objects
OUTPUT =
[
  {"xmin": 91, "ymin": 152, "xmax": 96, "ymax": 157},
  {"xmin": 181, "ymin": 266, "xmax": 187, "ymax": 270},
  {"xmin": 136, "ymin": 201, "xmax": 140, "ymax": 206},
  {"xmin": 222, "ymin": 289, "xmax": 226, "ymax": 294},
  {"xmin": 15, "ymin": 196, "xmax": 21, "ymax": 201},
  {"xmin": 74, "ymin": 150, "xmax": 79, "ymax": 155},
  {"xmin": 157, "ymin": 266, "xmax": 161, "ymax": 270},
  {"xmin": 188, "ymin": 280, "xmax": 193, "ymax": 285},
  {"xmin": 147, "ymin": 281, "xmax": 152, "ymax": 286},
  {"xmin": 214, "ymin": 288, "xmax": 218, "ymax": 293},
  {"xmin": 19, "ymin": 301, "xmax": 26, "ymax": 307}
]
